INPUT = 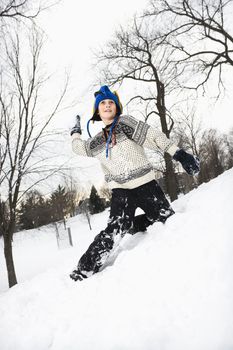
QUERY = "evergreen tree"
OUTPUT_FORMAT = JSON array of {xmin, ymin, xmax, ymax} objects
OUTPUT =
[
  {"xmin": 18, "ymin": 184, "xmax": 78, "ymax": 230},
  {"xmin": 89, "ymin": 186, "xmax": 105, "ymax": 214},
  {"xmin": 50, "ymin": 185, "xmax": 68, "ymax": 222},
  {"xmin": 18, "ymin": 190, "xmax": 51, "ymax": 229}
]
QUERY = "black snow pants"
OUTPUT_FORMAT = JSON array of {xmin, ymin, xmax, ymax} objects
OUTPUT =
[{"xmin": 76, "ymin": 180, "xmax": 175, "ymax": 277}]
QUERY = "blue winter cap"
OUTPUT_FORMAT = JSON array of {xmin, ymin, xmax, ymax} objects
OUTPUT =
[{"xmin": 91, "ymin": 85, "xmax": 123, "ymax": 121}]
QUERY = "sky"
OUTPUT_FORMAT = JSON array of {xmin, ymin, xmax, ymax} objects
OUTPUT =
[{"xmin": 38, "ymin": 0, "xmax": 150, "ymax": 134}]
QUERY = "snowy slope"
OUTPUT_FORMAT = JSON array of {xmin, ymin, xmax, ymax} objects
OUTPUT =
[{"xmin": 0, "ymin": 169, "xmax": 233, "ymax": 350}]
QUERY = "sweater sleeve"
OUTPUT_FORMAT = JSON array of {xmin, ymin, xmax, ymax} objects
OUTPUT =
[
  {"xmin": 71, "ymin": 133, "xmax": 93, "ymax": 157},
  {"xmin": 119, "ymin": 115, "xmax": 179, "ymax": 157}
]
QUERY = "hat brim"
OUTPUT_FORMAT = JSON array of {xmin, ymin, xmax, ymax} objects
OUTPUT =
[{"xmin": 91, "ymin": 110, "xmax": 102, "ymax": 122}]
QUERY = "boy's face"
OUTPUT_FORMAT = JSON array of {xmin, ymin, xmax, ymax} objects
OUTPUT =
[{"xmin": 98, "ymin": 99, "xmax": 117, "ymax": 125}]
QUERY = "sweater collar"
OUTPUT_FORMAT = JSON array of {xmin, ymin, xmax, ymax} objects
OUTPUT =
[{"xmin": 102, "ymin": 122, "xmax": 114, "ymax": 131}]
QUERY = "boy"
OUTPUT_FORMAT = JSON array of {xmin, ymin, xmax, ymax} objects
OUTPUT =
[{"xmin": 70, "ymin": 85, "xmax": 199, "ymax": 281}]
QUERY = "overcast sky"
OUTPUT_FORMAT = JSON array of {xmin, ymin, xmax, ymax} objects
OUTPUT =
[{"xmin": 38, "ymin": 0, "xmax": 149, "ymax": 132}]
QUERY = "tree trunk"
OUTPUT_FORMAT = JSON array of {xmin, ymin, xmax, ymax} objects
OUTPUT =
[
  {"xmin": 164, "ymin": 153, "xmax": 178, "ymax": 202},
  {"xmin": 156, "ymin": 82, "xmax": 178, "ymax": 201},
  {"xmin": 3, "ymin": 233, "xmax": 17, "ymax": 288}
]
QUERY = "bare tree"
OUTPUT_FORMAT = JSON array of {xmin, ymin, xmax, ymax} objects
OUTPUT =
[
  {"xmin": 62, "ymin": 173, "xmax": 82, "ymax": 217},
  {"xmin": 225, "ymin": 128, "xmax": 233, "ymax": 169},
  {"xmin": 0, "ymin": 27, "xmax": 68, "ymax": 288},
  {"xmin": 198, "ymin": 128, "xmax": 226, "ymax": 183},
  {"xmin": 146, "ymin": 0, "xmax": 233, "ymax": 96},
  {"xmin": 170, "ymin": 109, "xmax": 202, "ymax": 191},
  {"xmin": 0, "ymin": 0, "xmax": 39, "ymax": 20},
  {"xmin": 99, "ymin": 185, "xmax": 112, "ymax": 203},
  {"xmin": 172, "ymin": 107, "xmax": 202, "ymax": 157},
  {"xmin": 95, "ymin": 16, "xmax": 185, "ymax": 200},
  {"xmin": 0, "ymin": 0, "xmax": 59, "ymax": 22}
]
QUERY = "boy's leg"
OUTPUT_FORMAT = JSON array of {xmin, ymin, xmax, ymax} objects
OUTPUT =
[
  {"xmin": 130, "ymin": 214, "xmax": 152, "ymax": 234},
  {"xmin": 130, "ymin": 180, "xmax": 175, "ymax": 233},
  {"xmin": 70, "ymin": 189, "xmax": 136, "ymax": 280}
]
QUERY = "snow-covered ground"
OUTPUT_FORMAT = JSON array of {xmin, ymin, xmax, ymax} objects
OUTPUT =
[{"xmin": 0, "ymin": 169, "xmax": 233, "ymax": 350}]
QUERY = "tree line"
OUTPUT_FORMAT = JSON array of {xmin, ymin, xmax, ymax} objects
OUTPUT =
[
  {"xmin": 0, "ymin": 184, "xmax": 110, "ymax": 232},
  {"xmin": 10, "ymin": 122, "xmax": 233, "ymax": 234},
  {"xmin": 2, "ymin": 115, "xmax": 232, "ymax": 239},
  {"xmin": 144, "ymin": 123, "xmax": 233, "ymax": 196}
]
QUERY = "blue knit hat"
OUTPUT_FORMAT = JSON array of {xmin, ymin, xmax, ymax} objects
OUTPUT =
[
  {"xmin": 91, "ymin": 85, "xmax": 123, "ymax": 122},
  {"xmin": 86, "ymin": 85, "xmax": 123, "ymax": 158}
]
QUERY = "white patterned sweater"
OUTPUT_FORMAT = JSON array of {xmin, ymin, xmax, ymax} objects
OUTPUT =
[{"xmin": 72, "ymin": 115, "xmax": 179, "ymax": 189}]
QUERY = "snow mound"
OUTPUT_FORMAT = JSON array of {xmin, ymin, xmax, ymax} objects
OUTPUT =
[{"xmin": 0, "ymin": 169, "xmax": 233, "ymax": 350}]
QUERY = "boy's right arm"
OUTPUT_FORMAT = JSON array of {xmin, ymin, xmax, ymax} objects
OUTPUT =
[
  {"xmin": 71, "ymin": 133, "xmax": 92, "ymax": 157},
  {"xmin": 71, "ymin": 116, "xmax": 92, "ymax": 157}
]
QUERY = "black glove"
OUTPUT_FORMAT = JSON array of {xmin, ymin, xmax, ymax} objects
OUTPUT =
[
  {"xmin": 70, "ymin": 115, "xmax": 82, "ymax": 136},
  {"xmin": 173, "ymin": 149, "xmax": 200, "ymax": 176}
]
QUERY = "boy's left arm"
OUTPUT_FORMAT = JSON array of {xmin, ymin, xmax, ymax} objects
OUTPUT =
[
  {"xmin": 120, "ymin": 115, "xmax": 200, "ymax": 176},
  {"xmin": 144, "ymin": 125, "xmax": 200, "ymax": 175}
]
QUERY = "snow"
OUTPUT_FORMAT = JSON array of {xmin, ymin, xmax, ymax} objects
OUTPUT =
[{"xmin": 0, "ymin": 169, "xmax": 233, "ymax": 350}]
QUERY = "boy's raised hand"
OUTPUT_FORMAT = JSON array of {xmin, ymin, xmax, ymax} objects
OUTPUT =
[
  {"xmin": 173, "ymin": 149, "xmax": 200, "ymax": 176},
  {"xmin": 70, "ymin": 115, "xmax": 82, "ymax": 136}
]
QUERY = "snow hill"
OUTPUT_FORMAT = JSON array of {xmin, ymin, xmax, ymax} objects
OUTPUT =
[{"xmin": 0, "ymin": 169, "xmax": 233, "ymax": 350}]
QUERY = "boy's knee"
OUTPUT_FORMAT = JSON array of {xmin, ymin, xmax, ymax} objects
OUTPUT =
[
  {"xmin": 94, "ymin": 230, "xmax": 114, "ymax": 250},
  {"xmin": 94, "ymin": 230, "xmax": 106, "ymax": 241},
  {"xmin": 147, "ymin": 206, "xmax": 175, "ymax": 225}
]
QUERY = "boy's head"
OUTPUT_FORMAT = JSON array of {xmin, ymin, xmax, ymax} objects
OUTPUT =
[{"xmin": 92, "ymin": 85, "xmax": 123, "ymax": 124}]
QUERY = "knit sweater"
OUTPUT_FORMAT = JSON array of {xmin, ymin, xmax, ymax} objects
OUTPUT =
[{"xmin": 72, "ymin": 114, "xmax": 179, "ymax": 189}]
